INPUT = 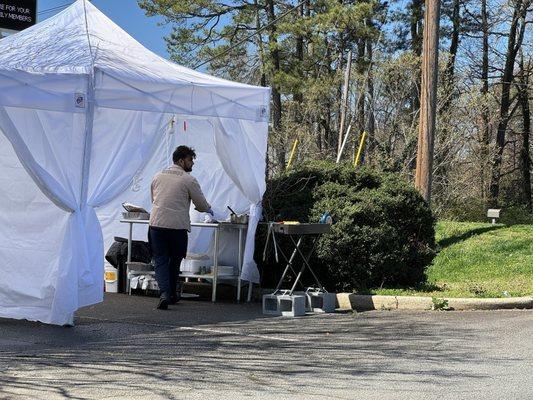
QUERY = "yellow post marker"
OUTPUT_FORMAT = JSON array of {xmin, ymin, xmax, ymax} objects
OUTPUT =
[
  {"xmin": 286, "ymin": 138, "xmax": 299, "ymax": 170},
  {"xmin": 354, "ymin": 131, "xmax": 367, "ymax": 167}
]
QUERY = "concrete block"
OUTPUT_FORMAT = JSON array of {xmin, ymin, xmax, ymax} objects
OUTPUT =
[
  {"xmin": 306, "ymin": 290, "xmax": 337, "ymax": 313},
  {"xmin": 262, "ymin": 294, "xmax": 306, "ymax": 317}
]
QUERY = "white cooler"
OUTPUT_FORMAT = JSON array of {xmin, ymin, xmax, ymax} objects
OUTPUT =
[{"xmin": 104, "ymin": 262, "xmax": 118, "ymax": 293}]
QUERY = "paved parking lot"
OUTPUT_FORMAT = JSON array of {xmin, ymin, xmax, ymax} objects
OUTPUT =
[{"xmin": 1, "ymin": 293, "xmax": 532, "ymax": 399}]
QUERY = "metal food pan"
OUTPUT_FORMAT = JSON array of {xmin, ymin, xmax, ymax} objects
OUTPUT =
[{"xmin": 122, "ymin": 211, "xmax": 150, "ymax": 220}]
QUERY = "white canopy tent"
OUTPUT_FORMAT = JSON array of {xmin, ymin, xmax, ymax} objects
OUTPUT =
[{"xmin": 0, "ymin": 0, "xmax": 269, "ymax": 325}]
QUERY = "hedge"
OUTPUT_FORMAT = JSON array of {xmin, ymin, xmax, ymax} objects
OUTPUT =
[{"xmin": 257, "ymin": 161, "xmax": 436, "ymax": 291}]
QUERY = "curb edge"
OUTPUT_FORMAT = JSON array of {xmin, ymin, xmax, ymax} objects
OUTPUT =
[{"xmin": 337, "ymin": 293, "xmax": 533, "ymax": 311}]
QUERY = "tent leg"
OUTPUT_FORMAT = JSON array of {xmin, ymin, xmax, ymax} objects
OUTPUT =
[
  {"xmin": 237, "ymin": 228, "xmax": 243, "ymax": 302},
  {"xmin": 62, "ymin": 312, "xmax": 75, "ymax": 327},
  {"xmin": 211, "ymin": 228, "xmax": 220, "ymax": 302},
  {"xmin": 247, "ymin": 281, "xmax": 253, "ymax": 302}
]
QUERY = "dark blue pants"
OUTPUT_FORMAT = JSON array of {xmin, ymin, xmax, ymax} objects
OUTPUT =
[{"xmin": 148, "ymin": 226, "xmax": 188, "ymax": 300}]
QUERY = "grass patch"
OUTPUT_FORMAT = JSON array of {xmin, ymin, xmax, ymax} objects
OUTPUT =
[{"xmin": 369, "ymin": 221, "xmax": 533, "ymax": 298}]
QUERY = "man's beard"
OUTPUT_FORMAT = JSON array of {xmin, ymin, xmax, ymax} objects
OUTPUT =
[{"xmin": 184, "ymin": 165, "xmax": 192, "ymax": 172}]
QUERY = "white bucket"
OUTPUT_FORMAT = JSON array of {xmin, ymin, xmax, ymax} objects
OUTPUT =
[{"xmin": 104, "ymin": 262, "xmax": 118, "ymax": 293}]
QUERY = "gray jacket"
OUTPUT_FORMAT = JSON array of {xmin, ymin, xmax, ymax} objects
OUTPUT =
[{"xmin": 149, "ymin": 165, "xmax": 211, "ymax": 231}]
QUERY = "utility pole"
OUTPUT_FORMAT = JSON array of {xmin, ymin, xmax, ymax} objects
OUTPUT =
[
  {"xmin": 415, "ymin": 0, "xmax": 440, "ymax": 203},
  {"xmin": 337, "ymin": 50, "xmax": 352, "ymax": 156}
]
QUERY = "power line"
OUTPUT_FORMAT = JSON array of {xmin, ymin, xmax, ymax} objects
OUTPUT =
[
  {"xmin": 38, "ymin": 2, "xmax": 73, "ymax": 16},
  {"xmin": 194, "ymin": 0, "xmax": 307, "ymax": 69}
]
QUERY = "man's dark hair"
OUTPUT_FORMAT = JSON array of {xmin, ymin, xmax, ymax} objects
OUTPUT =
[{"xmin": 172, "ymin": 145, "xmax": 196, "ymax": 163}]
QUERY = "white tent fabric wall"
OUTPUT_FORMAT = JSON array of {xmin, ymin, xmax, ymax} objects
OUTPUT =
[
  {"xmin": 0, "ymin": 0, "xmax": 269, "ymax": 325},
  {"xmin": 0, "ymin": 101, "xmax": 103, "ymax": 325},
  {"xmin": 96, "ymin": 117, "xmax": 267, "ymax": 282},
  {"xmin": 0, "ymin": 120, "xmax": 72, "ymax": 323}
]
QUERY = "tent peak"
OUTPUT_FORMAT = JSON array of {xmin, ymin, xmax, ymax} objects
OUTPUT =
[{"xmin": 0, "ymin": 0, "xmax": 265, "ymax": 91}]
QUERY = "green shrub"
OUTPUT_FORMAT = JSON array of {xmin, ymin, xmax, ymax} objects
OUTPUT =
[{"xmin": 257, "ymin": 162, "xmax": 436, "ymax": 291}]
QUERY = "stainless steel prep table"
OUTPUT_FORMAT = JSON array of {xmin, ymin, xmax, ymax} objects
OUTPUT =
[{"xmin": 120, "ymin": 219, "xmax": 252, "ymax": 302}]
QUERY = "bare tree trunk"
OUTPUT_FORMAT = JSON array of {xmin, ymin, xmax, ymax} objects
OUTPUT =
[
  {"xmin": 410, "ymin": 0, "xmax": 424, "ymax": 114},
  {"xmin": 316, "ymin": 122, "xmax": 322, "ymax": 152},
  {"xmin": 338, "ymin": 50, "xmax": 352, "ymax": 156},
  {"xmin": 434, "ymin": 0, "xmax": 460, "ymax": 198},
  {"xmin": 254, "ymin": 0, "xmax": 267, "ymax": 87},
  {"xmin": 266, "ymin": 0, "xmax": 284, "ymax": 168},
  {"xmin": 480, "ymin": 0, "xmax": 490, "ymax": 201},
  {"xmin": 415, "ymin": 0, "xmax": 440, "ymax": 203},
  {"xmin": 323, "ymin": 36, "xmax": 333, "ymax": 152},
  {"xmin": 294, "ymin": 1, "xmax": 304, "ymax": 109},
  {"xmin": 440, "ymin": 0, "xmax": 460, "ymax": 112},
  {"xmin": 411, "ymin": 0, "xmax": 424, "ymax": 56},
  {"xmin": 517, "ymin": 55, "xmax": 532, "ymax": 212},
  {"xmin": 356, "ymin": 39, "xmax": 366, "ymax": 162},
  {"xmin": 489, "ymin": 0, "xmax": 528, "ymax": 206},
  {"xmin": 366, "ymin": 38, "xmax": 375, "ymax": 163}
]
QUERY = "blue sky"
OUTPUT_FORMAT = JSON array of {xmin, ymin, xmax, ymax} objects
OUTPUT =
[{"xmin": 37, "ymin": 0, "xmax": 172, "ymax": 58}]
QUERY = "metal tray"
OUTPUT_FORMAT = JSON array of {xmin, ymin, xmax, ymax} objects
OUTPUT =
[{"xmin": 122, "ymin": 211, "xmax": 150, "ymax": 220}]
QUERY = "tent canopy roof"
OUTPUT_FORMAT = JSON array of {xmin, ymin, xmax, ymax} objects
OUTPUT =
[
  {"xmin": 0, "ymin": 0, "xmax": 252, "ymax": 87},
  {"xmin": 0, "ymin": 0, "xmax": 269, "ymax": 120}
]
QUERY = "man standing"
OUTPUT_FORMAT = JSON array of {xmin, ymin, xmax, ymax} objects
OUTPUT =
[{"xmin": 149, "ymin": 145, "xmax": 212, "ymax": 310}]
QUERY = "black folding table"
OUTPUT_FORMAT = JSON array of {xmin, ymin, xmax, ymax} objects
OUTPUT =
[{"xmin": 264, "ymin": 222, "xmax": 331, "ymax": 295}]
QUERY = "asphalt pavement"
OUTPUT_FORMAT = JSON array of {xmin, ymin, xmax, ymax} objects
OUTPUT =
[{"xmin": 0, "ymin": 293, "xmax": 532, "ymax": 400}]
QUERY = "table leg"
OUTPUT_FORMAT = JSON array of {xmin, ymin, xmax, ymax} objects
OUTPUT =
[
  {"xmin": 262, "ymin": 223, "xmax": 272, "ymax": 262},
  {"xmin": 287, "ymin": 236, "xmax": 324, "ymax": 295},
  {"xmin": 127, "ymin": 222, "xmax": 133, "ymax": 264},
  {"xmin": 271, "ymin": 225, "xmax": 280, "ymax": 263},
  {"xmin": 290, "ymin": 235, "xmax": 325, "ymax": 292},
  {"xmin": 273, "ymin": 237, "xmax": 302, "ymax": 295},
  {"xmin": 237, "ymin": 228, "xmax": 243, "ymax": 302},
  {"xmin": 212, "ymin": 228, "xmax": 220, "ymax": 302},
  {"xmin": 126, "ymin": 222, "xmax": 133, "ymax": 294}
]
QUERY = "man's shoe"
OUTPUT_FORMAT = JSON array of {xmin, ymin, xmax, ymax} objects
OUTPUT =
[{"xmin": 156, "ymin": 297, "xmax": 169, "ymax": 310}]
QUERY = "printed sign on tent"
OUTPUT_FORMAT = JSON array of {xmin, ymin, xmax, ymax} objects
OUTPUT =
[{"xmin": 0, "ymin": 0, "xmax": 36, "ymax": 32}]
